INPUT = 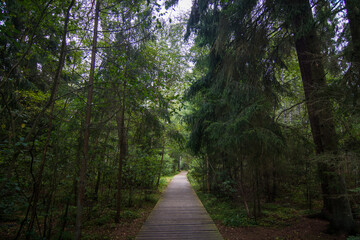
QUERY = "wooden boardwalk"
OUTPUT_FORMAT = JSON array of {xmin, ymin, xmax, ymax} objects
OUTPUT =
[{"xmin": 136, "ymin": 171, "xmax": 223, "ymax": 240}]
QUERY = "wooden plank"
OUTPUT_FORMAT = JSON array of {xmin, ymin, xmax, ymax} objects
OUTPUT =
[{"xmin": 136, "ymin": 171, "xmax": 223, "ymax": 240}]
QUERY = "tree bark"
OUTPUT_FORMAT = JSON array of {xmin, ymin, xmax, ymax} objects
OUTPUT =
[
  {"xmin": 58, "ymin": 196, "xmax": 70, "ymax": 240},
  {"xmin": 345, "ymin": 0, "xmax": 360, "ymax": 106},
  {"xmin": 115, "ymin": 79, "xmax": 127, "ymax": 223},
  {"xmin": 345, "ymin": 0, "xmax": 360, "ymax": 66},
  {"xmin": 237, "ymin": 168, "xmax": 250, "ymax": 217},
  {"xmin": 75, "ymin": 0, "xmax": 100, "ymax": 239},
  {"xmin": 271, "ymin": 157, "xmax": 277, "ymax": 202},
  {"xmin": 287, "ymin": 0, "xmax": 355, "ymax": 233},
  {"xmin": 94, "ymin": 128, "xmax": 110, "ymax": 201},
  {"xmin": 156, "ymin": 140, "xmax": 165, "ymax": 188},
  {"xmin": 206, "ymin": 155, "xmax": 210, "ymax": 193}
]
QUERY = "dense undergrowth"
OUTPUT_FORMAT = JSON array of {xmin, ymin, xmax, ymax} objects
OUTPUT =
[
  {"xmin": 193, "ymin": 186, "xmax": 308, "ymax": 228},
  {"xmin": 188, "ymin": 174, "xmax": 360, "ymax": 240},
  {"xmin": 0, "ymin": 174, "xmax": 176, "ymax": 240}
]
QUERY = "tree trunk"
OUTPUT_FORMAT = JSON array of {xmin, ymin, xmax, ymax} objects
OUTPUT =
[
  {"xmin": 206, "ymin": 155, "xmax": 210, "ymax": 193},
  {"xmin": 255, "ymin": 166, "xmax": 261, "ymax": 217},
  {"xmin": 94, "ymin": 128, "xmax": 110, "ymax": 201},
  {"xmin": 75, "ymin": 0, "xmax": 100, "ymax": 239},
  {"xmin": 58, "ymin": 195, "xmax": 70, "ymax": 240},
  {"xmin": 345, "ymin": 0, "xmax": 360, "ymax": 106},
  {"xmin": 115, "ymin": 79, "xmax": 127, "ymax": 223},
  {"xmin": 237, "ymin": 160, "xmax": 250, "ymax": 218},
  {"xmin": 287, "ymin": 0, "xmax": 355, "ymax": 233},
  {"xmin": 115, "ymin": 109, "xmax": 126, "ymax": 223},
  {"xmin": 305, "ymin": 159, "xmax": 312, "ymax": 210},
  {"xmin": 25, "ymin": 0, "xmax": 75, "ymax": 237},
  {"xmin": 156, "ymin": 141, "xmax": 165, "ymax": 188},
  {"xmin": 271, "ymin": 157, "xmax": 277, "ymax": 202},
  {"xmin": 345, "ymin": 0, "xmax": 360, "ymax": 66},
  {"xmin": 264, "ymin": 170, "xmax": 271, "ymax": 202}
]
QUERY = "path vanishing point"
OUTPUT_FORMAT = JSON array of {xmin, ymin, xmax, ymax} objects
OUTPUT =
[{"xmin": 136, "ymin": 171, "xmax": 223, "ymax": 240}]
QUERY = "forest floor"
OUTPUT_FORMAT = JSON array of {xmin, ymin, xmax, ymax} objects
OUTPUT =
[
  {"xmin": 0, "ymin": 198, "xmax": 155, "ymax": 240},
  {"xmin": 0, "ymin": 172, "xmax": 354, "ymax": 240},
  {"xmin": 190, "ymin": 182, "xmax": 353, "ymax": 240},
  {"xmin": 81, "ymin": 187, "xmax": 350, "ymax": 240},
  {"xmin": 0, "ymin": 176, "xmax": 175, "ymax": 240},
  {"xmin": 0, "ymin": 210, "xmax": 348, "ymax": 240},
  {"xmin": 81, "ymin": 205, "xmax": 153, "ymax": 240},
  {"xmin": 216, "ymin": 217, "xmax": 347, "ymax": 240},
  {"xmin": 82, "ymin": 205, "xmax": 347, "ymax": 240}
]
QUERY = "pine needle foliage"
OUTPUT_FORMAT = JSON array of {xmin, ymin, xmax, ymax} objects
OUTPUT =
[{"xmin": 184, "ymin": 0, "xmax": 287, "ymax": 209}]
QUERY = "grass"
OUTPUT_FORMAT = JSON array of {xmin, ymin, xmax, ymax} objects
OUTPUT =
[
  {"xmin": 158, "ymin": 173, "xmax": 176, "ymax": 192},
  {"xmin": 197, "ymin": 191, "xmax": 308, "ymax": 228},
  {"xmin": 189, "ymin": 178, "xmax": 305, "ymax": 228},
  {"xmin": 347, "ymin": 236, "xmax": 360, "ymax": 240},
  {"xmin": 258, "ymin": 203, "xmax": 303, "ymax": 227},
  {"xmin": 196, "ymin": 192, "xmax": 257, "ymax": 227}
]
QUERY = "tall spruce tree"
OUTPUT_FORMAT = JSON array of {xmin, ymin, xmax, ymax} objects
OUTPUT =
[
  {"xmin": 181, "ymin": 0, "xmax": 357, "ymax": 233},
  {"xmin": 273, "ymin": 0, "xmax": 355, "ymax": 233},
  {"xmin": 184, "ymin": 0, "xmax": 285, "ymax": 215}
]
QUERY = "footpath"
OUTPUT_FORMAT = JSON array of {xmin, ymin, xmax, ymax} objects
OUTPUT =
[{"xmin": 136, "ymin": 171, "xmax": 223, "ymax": 240}]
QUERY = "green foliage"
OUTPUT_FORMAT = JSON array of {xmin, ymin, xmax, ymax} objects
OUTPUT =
[
  {"xmin": 196, "ymin": 189, "xmax": 306, "ymax": 229},
  {"xmin": 158, "ymin": 174, "xmax": 175, "ymax": 191},
  {"xmin": 92, "ymin": 211, "xmax": 115, "ymax": 227},
  {"xmin": 120, "ymin": 210, "xmax": 140, "ymax": 221},
  {"xmin": 259, "ymin": 203, "xmax": 301, "ymax": 227},
  {"xmin": 183, "ymin": 0, "xmax": 360, "ymax": 235},
  {"xmin": 0, "ymin": 178, "xmax": 25, "ymax": 221},
  {"xmin": 1, "ymin": 0, "xmax": 359, "ymax": 238},
  {"xmin": 0, "ymin": 0, "xmax": 191, "ymax": 239},
  {"xmin": 223, "ymin": 212, "xmax": 257, "ymax": 227},
  {"xmin": 196, "ymin": 192, "xmax": 257, "ymax": 227},
  {"xmin": 347, "ymin": 236, "xmax": 360, "ymax": 240}
]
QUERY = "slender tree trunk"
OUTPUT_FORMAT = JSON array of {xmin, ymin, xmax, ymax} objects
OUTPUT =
[
  {"xmin": 264, "ymin": 170, "xmax": 270, "ymax": 202},
  {"xmin": 94, "ymin": 171, "xmax": 101, "ymax": 201},
  {"xmin": 43, "ymin": 188, "xmax": 54, "ymax": 240},
  {"xmin": 206, "ymin": 155, "xmax": 210, "ymax": 193},
  {"xmin": 25, "ymin": 0, "xmax": 75, "ymax": 237},
  {"xmin": 255, "ymin": 166, "xmax": 261, "ymax": 216},
  {"xmin": 271, "ymin": 157, "xmax": 277, "ymax": 202},
  {"xmin": 115, "ymin": 79, "xmax": 127, "ymax": 223},
  {"xmin": 239, "ymin": 183, "xmax": 250, "ymax": 217},
  {"xmin": 74, "ymin": 135, "xmax": 82, "ymax": 205},
  {"xmin": 94, "ymin": 128, "xmax": 110, "ymax": 201},
  {"xmin": 156, "ymin": 140, "xmax": 165, "ymax": 188},
  {"xmin": 238, "ymin": 162, "xmax": 250, "ymax": 218},
  {"xmin": 287, "ymin": 0, "xmax": 355, "ymax": 233},
  {"xmin": 115, "ymin": 111, "xmax": 123, "ymax": 223},
  {"xmin": 58, "ymin": 196, "xmax": 70, "ymax": 240},
  {"xmin": 75, "ymin": 0, "xmax": 100, "ymax": 239},
  {"xmin": 345, "ymin": 0, "xmax": 360, "ymax": 66},
  {"xmin": 306, "ymin": 159, "xmax": 312, "ymax": 210},
  {"xmin": 252, "ymin": 178, "xmax": 257, "ymax": 221},
  {"xmin": 89, "ymin": 122, "xmax": 105, "ymax": 201}
]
